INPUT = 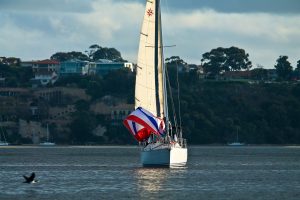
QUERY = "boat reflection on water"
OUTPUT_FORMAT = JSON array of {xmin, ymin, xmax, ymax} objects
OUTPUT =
[
  {"xmin": 135, "ymin": 168, "xmax": 167, "ymax": 194},
  {"xmin": 134, "ymin": 166, "xmax": 188, "ymax": 198}
]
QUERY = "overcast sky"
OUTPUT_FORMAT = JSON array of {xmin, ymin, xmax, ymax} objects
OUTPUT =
[{"xmin": 0, "ymin": 0, "xmax": 299, "ymax": 68}]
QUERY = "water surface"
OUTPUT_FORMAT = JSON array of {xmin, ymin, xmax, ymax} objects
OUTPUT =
[{"xmin": 0, "ymin": 146, "xmax": 300, "ymax": 200}]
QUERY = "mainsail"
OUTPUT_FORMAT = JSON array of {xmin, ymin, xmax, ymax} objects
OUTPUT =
[
  {"xmin": 135, "ymin": 0, "xmax": 165, "ymax": 119},
  {"xmin": 123, "ymin": 107, "xmax": 165, "ymax": 141}
]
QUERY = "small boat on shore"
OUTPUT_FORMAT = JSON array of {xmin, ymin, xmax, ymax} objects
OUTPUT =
[
  {"xmin": 228, "ymin": 127, "xmax": 245, "ymax": 146},
  {"xmin": 39, "ymin": 124, "xmax": 55, "ymax": 146},
  {"xmin": 0, "ymin": 126, "xmax": 9, "ymax": 146}
]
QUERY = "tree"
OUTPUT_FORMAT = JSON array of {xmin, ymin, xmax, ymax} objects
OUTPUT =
[
  {"xmin": 297, "ymin": 60, "xmax": 300, "ymax": 71},
  {"xmin": 201, "ymin": 47, "xmax": 226, "ymax": 75},
  {"xmin": 0, "ymin": 57, "xmax": 21, "ymax": 66},
  {"xmin": 87, "ymin": 44, "xmax": 126, "ymax": 62},
  {"xmin": 95, "ymin": 47, "xmax": 126, "ymax": 62},
  {"xmin": 274, "ymin": 56, "xmax": 293, "ymax": 81},
  {"xmin": 225, "ymin": 47, "xmax": 252, "ymax": 71},
  {"xmin": 50, "ymin": 51, "xmax": 89, "ymax": 62},
  {"xmin": 251, "ymin": 65, "xmax": 268, "ymax": 80},
  {"xmin": 201, "ymin": 46, "xmax": 252, "ymax": 75},
  {"xmin": 165, "ymin": 56, "xmax": 186, "ymax": 65},
  {"xmin": 86, "ymin": 44, "xmax": 101, "ymax": 59}
]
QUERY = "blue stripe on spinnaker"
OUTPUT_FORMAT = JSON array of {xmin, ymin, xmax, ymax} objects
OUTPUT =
[
  {"xmin": 132, "ymin": 122, "xmax": 137, "ymax": 135},
  {"xmin": 138, "ymin": 107, "xmax": 159, "ymax": 131}
]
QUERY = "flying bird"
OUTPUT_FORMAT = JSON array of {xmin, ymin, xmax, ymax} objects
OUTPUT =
[{"xmin": 23, "ymin": 172, "xmax": 38, "ymax": 184}]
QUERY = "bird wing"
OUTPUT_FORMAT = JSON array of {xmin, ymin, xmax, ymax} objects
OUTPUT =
[
  {"xmin": 23, "ymin": 175, "xmax": 29, "ymax": 182},
  {"xmin": 28, "ymin": 173, "xmax": 35, "ymax": 182}
]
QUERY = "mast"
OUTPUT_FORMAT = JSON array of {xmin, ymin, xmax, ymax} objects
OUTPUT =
[
  {"xmin": 154, "ymin": 0, "xmax": 160, "ymax": 117},
  {"xmin": 155, "ymin": 0, "xmax": 169, "ymax": 135},
  {"xmin": 47, "ymin": 124, "xmax": 49, "ymax": 142}
]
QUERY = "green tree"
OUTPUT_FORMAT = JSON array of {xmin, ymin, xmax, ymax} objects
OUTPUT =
[
  {"xmin": 274, "ymin": 55, "xmax": 293, "ymax": 81},
  {"xmin": 251, "ymin": 65, "xmax": 268, "ymax": 80},
  {"xmin": 86, "ymin": 44, "xmax": 101, "ymax": 59},
  {"xmin": 165, "ymin": 56, "xmax": 187, "ymax": 65},
  {"xmin": 201, "ymin": 47, "xmax": 226, "ymax": 75},
  {"xmin": 0, "ymin": 57, "xmax": 21, "ymax": 66},
  {"xmin": 102, "ymin": 68, "xmax": 134, "ymax": 99},
  {"xmin": 69, "ymin": 112, "xmax": 98, "ymax": 144},
  {"xmin": 0, "ymin": 63, "xmax": 33, "ymax": 87},
  {"xmin": 201, "ymin": 46, "xmax": 252, "ymax": 75},
  {"xmin": 297, "ymin": 60, "xmax": 300, "ymax": 70},
  {"xmin": 87, "ymin": 44, "xmax": 126, "ymax": 62},
  {"xmin": 225, "ymin": 47, "xmax": 252, "ymax": 71},
  {"xmin": 50, "ymin": 51, "xmax": 89, "ymax": 62}
]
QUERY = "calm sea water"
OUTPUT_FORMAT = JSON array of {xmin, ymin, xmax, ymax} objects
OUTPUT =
[{"xmin": 0, "ymin": 146, "xmax": 300, "ymax": 200}]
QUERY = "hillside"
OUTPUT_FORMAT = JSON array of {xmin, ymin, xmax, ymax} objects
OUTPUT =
[
  {"xmin": 1, "ymin": 63, "xmax": 300, "ymax": 144},
  {"xmin": 178, "ymin": 79, "xmax": 300, "ymax": 144}
]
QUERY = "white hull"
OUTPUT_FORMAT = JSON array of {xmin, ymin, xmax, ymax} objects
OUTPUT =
[
  {"xmin": 228, "ymin": 142, "xmax": 245, "ymax": 146},
  {"xmin": 39, "ymin": 142, "xmax": 56, "ymax": 146},
  {"xmin": 0, "ymin": 142, "xmax": 9, "ymax": 146},
  {"xmin": 141, "ymin": 143, "xmax": 187, "ymax": 167}
]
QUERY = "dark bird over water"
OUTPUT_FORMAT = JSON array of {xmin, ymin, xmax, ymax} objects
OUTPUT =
[{"xmin": 23, "ymin": 172, "xmax": 38, "ymax": 183}]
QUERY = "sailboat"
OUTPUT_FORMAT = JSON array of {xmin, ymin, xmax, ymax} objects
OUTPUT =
[
  {"xmin": 0, "ymin": 126, "xmax": 9, "ymax": 146},
  {"xmin": 39, "ymin": 124, "xmax": 55, "ymax": 146},
  {"xmin": 124, "ymin": 0, "xmax": 187, "ymax": 167},
  {"xmin": 228, "ymin": 127, "xmax": 245, "ymax": 146}
]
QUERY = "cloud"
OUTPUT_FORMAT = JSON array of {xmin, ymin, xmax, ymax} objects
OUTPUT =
[
  {"xmin": 0, "ymin": 0, "xmax": 93, "ymax": 13},
  {"xmin": 0, "ymin": 0, "xmax": 143, "ymax": 60},
  {"xmin": 116, "ymin": 0, "xmax": 300, "ymax": 14},
  {"xmin": 0, "ymin": 0, "xmax": 299, "ymax": 68},
  {"xmin": 172, "ymin": 0, "xmax": 300, "ymax": 14},
  {"xmin": 164, "ymin": 10, "xmax": 300, "ymax": 41},
  {"xmin": 161, "ymin": 9, "xmax": 300, "ymax": 67}
]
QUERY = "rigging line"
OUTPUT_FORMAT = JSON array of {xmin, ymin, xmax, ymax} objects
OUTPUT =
[
  {"xmin": 162, "ymin": 0, "xmax": 176, "ymax": 38},
  {"xmin": 165, "ymin": 64, "xmax": 179, "ymax": 135},
  {"xmin": 163, "ymin": 0, "xmax": 171, "ymax": 19},
  {"xmin": 175, "ymin": 61, "xmax": 183, "ymax": 138},
  {"xmin": 163, "ymin": 0, "xmax": 181, "ymax": 136}
]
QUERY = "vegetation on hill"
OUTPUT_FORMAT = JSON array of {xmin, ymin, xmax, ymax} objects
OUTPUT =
[
  {"xmin": 0, "ymin": 63, "xmax": 33, "ymax": 87},
  {"xmin": 179, "ymin": 79, "xmax": 300, "ymax": 144},
  {"xmin": 1, "ymin": 45, "xmax": 300, "ymax": 145},
  {"xmin": 50, "ymin": 44, "xmax": 126, "ymax": 62},
  {"xmin": 201, "ymin": 46, "xmax": 252, "ymax": 75}
]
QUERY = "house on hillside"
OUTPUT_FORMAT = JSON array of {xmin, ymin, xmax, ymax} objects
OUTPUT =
[
  {"xmin": 292, "ymin": 69, "xmax": 300, "ymax": 81},
  {"xmin": 110, "ymin": 104, "xmax": 134, "ymax": 121},
  {"xmin": 0, "ymin": 77, "xmax": 5, "ymax": 87},
  {"xmin": 32, "ymin": 59, "xmax": 60, "ymax": 72},
  {"xmin": 266, "ymin": 69, "xmax": 278, "ymax": 81},
  {"xmin": 31, "ymin": 68, "xmax": 58, "ymax": 87},
  {"xmin": 31, "ymin": 60, "xmax": 60, "ymax": 87},
  {"xmin": 83, "ymin": 59, "xmax": 133, "ymax": 76},
  {"xmin": 59, "ymin": 59, "xmax": 89, "ymax": 76},
  {"xmin": 20, "ymin": 61, "xmax": 35, "ymax": 68},
  {"xmin": 0, "ymin": 88, "xmax": 29, "ymax": 97},
  {"xmin": 90, "ymin": 100, "xmax": 134, "ymax": 125},
  {"xmin": 222, "ymin": 70, "xmax": 252, "ymax": 80}
]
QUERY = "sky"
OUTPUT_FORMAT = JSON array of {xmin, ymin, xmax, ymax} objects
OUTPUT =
[{"xmin": 0, "ymin": 0, "xmax": 299, "ymax": 68}]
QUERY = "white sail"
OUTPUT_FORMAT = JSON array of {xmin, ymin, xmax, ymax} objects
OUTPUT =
[
  {"xmin": 135, "ymin": 0, "xmax": 164, "ymax": 118},
  {"xmin": 39, "ymin": 124, "xmax": 55, "ymax": 146},
  {"xmin": 0, "ymin": 126, "xmax": 9, "ymax": 146},
  {"xmin": 132, "ymin": 0, "xmax": 187, "ymax": 167}
]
